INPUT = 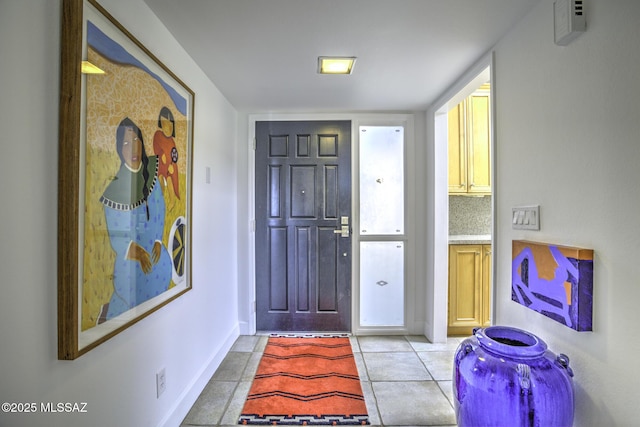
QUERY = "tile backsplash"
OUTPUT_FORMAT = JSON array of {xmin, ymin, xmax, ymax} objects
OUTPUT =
[{"xmin": 449, "ymin": 195, "xmax": 492, "ymax": 235}]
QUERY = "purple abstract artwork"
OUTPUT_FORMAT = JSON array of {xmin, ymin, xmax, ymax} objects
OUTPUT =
[{"xmin": 512, "ymin": 240, "xmax": 593, "ymax": 331}]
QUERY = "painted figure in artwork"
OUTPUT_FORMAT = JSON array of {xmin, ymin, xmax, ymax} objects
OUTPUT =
[
  {"xmin": 98, "ymin": 117, "xmax": 172, "ymax": 322},
  {"xmin": 512, "ymin": 245, "xmax": 573, "ymax": 327},
  {"xmin": 153, "ymin": 106, "xmax": 180, "ymax": 199}
]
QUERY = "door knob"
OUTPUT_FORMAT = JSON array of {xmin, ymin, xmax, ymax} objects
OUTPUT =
[{"xmin": 333, "ymin": 225, "xmax": 350, "ymax": 237}]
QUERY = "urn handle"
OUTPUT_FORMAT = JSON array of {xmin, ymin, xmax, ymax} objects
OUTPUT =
[
  {"xmin": 462, "ymin": 344, "xmax": 473, "ymax": 356},
  {"xmin": 517, "ymin": 363, "xmax": 531, "ymax": 392},
  {"xmin": 455, "ymin": 343, "xmax": 474, "ymax": 364},
  {"xmin": 556, "ymin": 353, "xmax": 574, "ymax": 377}
]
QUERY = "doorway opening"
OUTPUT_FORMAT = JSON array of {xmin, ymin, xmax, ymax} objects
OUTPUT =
[
  {"xmin": 446, "ymin": 77, "xmax": 493, "ymax": 336},
  {"xmin": 429, "ymin": 58, "xmax": 495, "ymax": 342}
]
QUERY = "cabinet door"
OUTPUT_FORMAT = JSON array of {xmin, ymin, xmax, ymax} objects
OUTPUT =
[
  {"xmin": 482, "ymin": 245, "xmax": 492, "ymax": 326},
  {"xmin": 468, "ymin": 93, "xmax": 491, "ymax": 194},
  {"xmin": 448, "ymin": 245, "xmax": 483, "ymax": 335},
  {"xmin": 447, "ymin": 103, "xmax": 467, "ymax": 193}
]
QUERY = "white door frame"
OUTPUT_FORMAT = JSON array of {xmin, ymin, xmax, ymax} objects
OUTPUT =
[{"xmin": 425, "ymin": 51, "xmax": 496, "ymax": 342}]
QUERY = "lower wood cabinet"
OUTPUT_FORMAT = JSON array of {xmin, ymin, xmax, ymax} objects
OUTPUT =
[{"xmin": 448, "ymin": 244, "xmax": 492, "ymax": 336}]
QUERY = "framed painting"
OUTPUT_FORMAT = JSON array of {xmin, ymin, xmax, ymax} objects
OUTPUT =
[
  {"xmin": 58, "ymin": 0, "xmax": 194, "ymax": 359},
  {"xmin": 512, "ymin": 240, "xmax": 593, "ymax": 332}
]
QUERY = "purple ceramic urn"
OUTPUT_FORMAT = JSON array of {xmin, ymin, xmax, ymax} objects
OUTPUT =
[{"xmin": 453, "ymin": 326, "xmax": 574, "ymax": 427}]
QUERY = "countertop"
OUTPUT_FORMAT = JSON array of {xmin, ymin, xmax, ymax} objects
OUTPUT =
[{"xmin": 448, "ymin": 234, "xmax": 492, "ymax": 245}]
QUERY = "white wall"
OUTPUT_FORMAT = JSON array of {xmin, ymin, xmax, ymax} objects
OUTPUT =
[
  {"xmin": 0, "ymin": 1, "xmax": 239, "ymax": 426},
  {"xmin": 493, "ymin": 0, "xmax": 640, "ymax": 425}
]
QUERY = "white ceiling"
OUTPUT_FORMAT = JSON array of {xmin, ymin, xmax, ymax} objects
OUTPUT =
[{"xmin": 143, "ymin": 0, "xmax": 540, "ymax": 113}]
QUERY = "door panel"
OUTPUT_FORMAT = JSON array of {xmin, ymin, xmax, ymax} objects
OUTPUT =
[
  {"xmin": 448, "ymin": 104, "xmax": 466, "ymax": 193},
  {"xmin": 269, "ymin": 166, "xmax": 282, "ymax": 218},
  {"xmin": 295, "ymin": 226, "xmax": 310, "ymax": 312},
  {"xmin": 290, "ymin": 166, "xmax": 315, "ymax": 218},
  {"xmin": 256, "ymin": 121, "xmax": 351, "ymax": 331},
  {"xmin": 269, "ymin": 227, "xmax": 287, "ymax": 311},
  {"xmin": 469, "ymin": 93, "xmax": 491, "ymax": 193},
  {"xmin": 448, "ymin": 244, "xmax": 484, "ymax": 336},
  {"xmin": 317, "ymin": 226, "xmax": 338, "ymax": 311}
]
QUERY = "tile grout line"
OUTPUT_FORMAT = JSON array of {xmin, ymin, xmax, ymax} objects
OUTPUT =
[
  {"xmin": 354, "ymin": 336, "xmax": 384, "ymax": 426},
  {"xmin": 205, "ymin": 354, "xmax": 247, "ymax": 427},
  {"xmin": 208, "ymin": 338, "xmax": 264, "ymax": 427},
  {"xmin": 224, "ymin": 339, "xmax": 268, "ymax": 426}
]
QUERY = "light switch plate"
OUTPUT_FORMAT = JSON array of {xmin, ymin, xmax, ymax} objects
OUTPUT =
[{"xmin": 512, "ymin": 205, "xmax": 540, "ymax": 230}]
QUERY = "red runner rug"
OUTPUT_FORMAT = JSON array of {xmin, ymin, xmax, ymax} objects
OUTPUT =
[{"xmin": 239, "ymin": 336, "xmax": 369, "ymax": 425}]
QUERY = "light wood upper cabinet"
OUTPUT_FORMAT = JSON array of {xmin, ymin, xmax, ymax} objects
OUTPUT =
[
  {"xmin": 448, "ymin": 244, "xmax": 492, "ymax": 336},
  {"xmin": 448, "ymin": 103, "xmax": 467, "ymax": 192},
  {"xmin": 448, "ymin": 87, "xmax": 491, "ymax": 195}
]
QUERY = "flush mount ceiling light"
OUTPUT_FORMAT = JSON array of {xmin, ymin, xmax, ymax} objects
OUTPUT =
[
  {"xmin": 317, "ymin": 56, "xmax": 356, "ymax": 75},
  {"xmin": 81, "ymin": 60, "xmax": 105, "ymax": 74}
]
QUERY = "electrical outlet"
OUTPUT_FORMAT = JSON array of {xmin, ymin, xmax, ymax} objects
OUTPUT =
[{"xmin": 156, "ymin": 368, "xmax": 166, "ymax": 398}]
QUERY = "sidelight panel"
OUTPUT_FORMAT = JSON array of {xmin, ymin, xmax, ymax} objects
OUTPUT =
[
  {"xmin": 359, "ymin": 126, "xmax": 404, "ymax": 235},
  {"xmin": 360, "ymin": 241, "xmax": 404, "ymax": 326}
]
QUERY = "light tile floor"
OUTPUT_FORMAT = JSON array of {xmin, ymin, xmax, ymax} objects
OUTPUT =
[{"xmin": 181, "ymin": 335, "xmax": 463, "ymax": 427}]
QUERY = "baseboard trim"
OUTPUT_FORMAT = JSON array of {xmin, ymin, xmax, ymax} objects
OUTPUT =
[
  {"xmin": 238, "ymin": 320, "xmax": 251, "ymax": 335},
  {"xmin": 424, "ymin": 320, "xmax": 435, "ymax": 343},
  {"xmin": 157, "ymin": 324, "xmax": 240, "ymax": 427}
]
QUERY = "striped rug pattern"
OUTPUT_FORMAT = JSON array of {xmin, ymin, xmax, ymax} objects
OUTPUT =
[{"xmin": 239, "ymin": 337, "xmax": 369, "ymax": 425}]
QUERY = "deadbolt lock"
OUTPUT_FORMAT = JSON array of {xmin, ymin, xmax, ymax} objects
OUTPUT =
[{"xmin": 333, "ymin": 216, "xmax": 350, "ymax": 237}]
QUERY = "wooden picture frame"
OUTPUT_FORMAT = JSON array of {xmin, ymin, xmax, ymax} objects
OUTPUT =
[{"xmin": 58, "ymin": 0, "xmax": 194, "ymax": 359}]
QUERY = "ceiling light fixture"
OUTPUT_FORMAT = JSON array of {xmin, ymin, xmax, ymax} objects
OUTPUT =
[
  {"xmin": 317, "ymin": 56, "xmax": 356, "ymax": 75},
  {"xmin": 81, "ymin": 61, "xmax": 105, "ymax": 74}
]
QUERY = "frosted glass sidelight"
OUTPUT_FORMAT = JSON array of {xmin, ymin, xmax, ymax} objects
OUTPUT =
[
  {"xmin": 359, "ymin": 126, "xmax": 404, "ymax": 234},
  {"xmin": 360, "ymin": 241, "xmax": 404, "ymax": 326}
]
